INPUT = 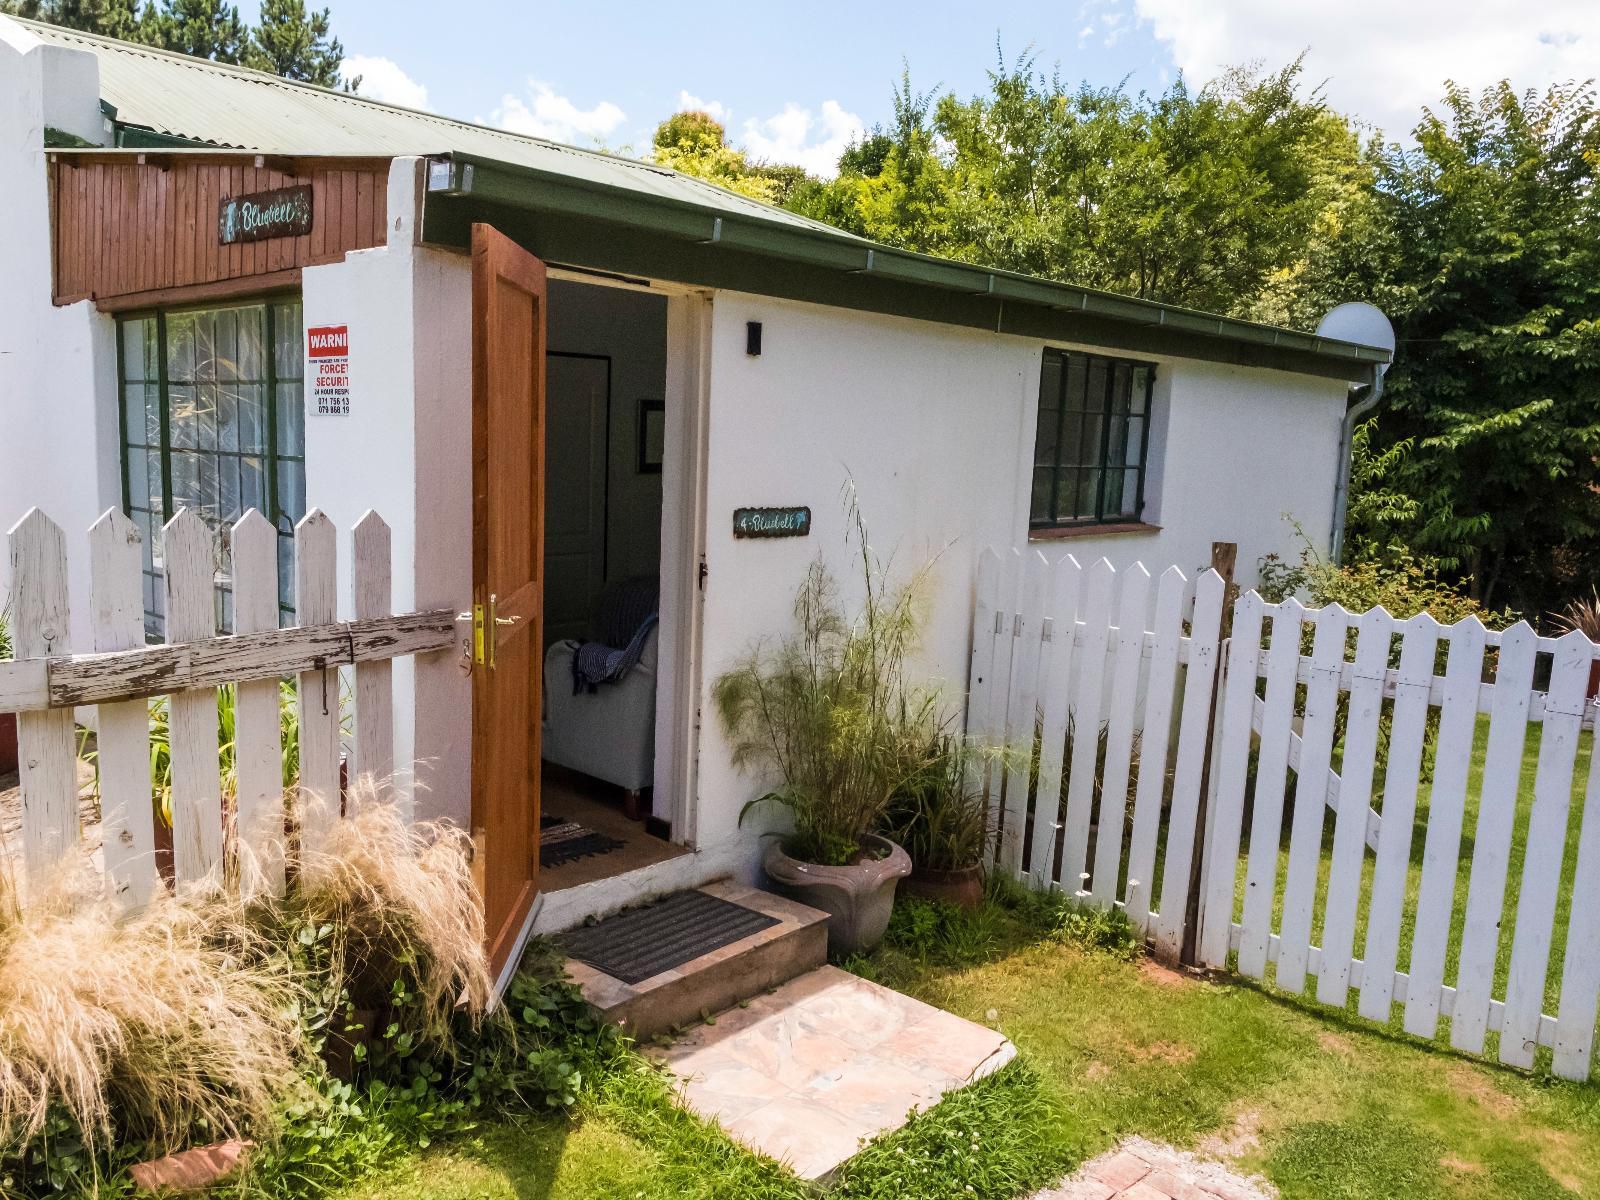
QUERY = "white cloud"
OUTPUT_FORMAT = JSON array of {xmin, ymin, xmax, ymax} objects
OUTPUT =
[
  {"xmin": 1127, "ymin": 0, "xmax": 1600, "ymax": 136},
  {"xmin": 676, "ymin": 90, "xmax": 730, "ymax": 123},
  {"xmin": 341, "ymin": 56, "xmax": 429, "ymax": 110},
  {"xmin": 740, "ymin": 100, "xmax": 865, "ymax": 177},
  {"xmin": 489, "ymin": 82, "xmax": 626, "ymax": 145}
]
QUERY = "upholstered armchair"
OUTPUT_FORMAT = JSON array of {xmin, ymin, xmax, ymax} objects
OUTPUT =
[{"xmin": 541, "ymin": 577, "xmax": 659, "ymax": 814}]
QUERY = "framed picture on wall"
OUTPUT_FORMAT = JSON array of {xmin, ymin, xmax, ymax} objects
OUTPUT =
[{"xmin": 638, "ymin": 398, "xmax": 665, "ymax": 474}]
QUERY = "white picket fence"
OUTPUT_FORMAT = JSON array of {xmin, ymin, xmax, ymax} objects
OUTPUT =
[
  {"xmin": 967, "ymin": 548, "xmax": 1600, "ymax": 1083},
  {"xmin": 0, "ymin": 506, "xmax": 454, "ymax": 908}
]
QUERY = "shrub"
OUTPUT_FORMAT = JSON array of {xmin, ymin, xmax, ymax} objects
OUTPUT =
[
  {"xmin": 1258, "ymin": 536, "xmax": 1513, "ymax": 628},
  {"xmin": 0, "ymin": 867, "xmax": 304, "ymax": 1168},
  {"xmin": 881, "ymin": 725, "xmax": 995, "ymax": 872},
  {"xmin": 1551, "ymin": 588, "xmax": 1600, "ymax": 640}
]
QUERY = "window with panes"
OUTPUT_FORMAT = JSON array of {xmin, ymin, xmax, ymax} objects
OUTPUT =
[
  {"xmin": 1030, "ymin": 349, "xmax": 1154, "ymax": 529},
  {"xmin": 118, "ymin": 299, "xmax": 306, "ymax": 639}
]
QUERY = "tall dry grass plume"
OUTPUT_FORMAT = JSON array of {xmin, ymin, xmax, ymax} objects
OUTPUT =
[
  {"xmin": 0, "ymin": 862, "xmax": 303, "ymax": 1159},
  {"xmin": 253, "ymin": 784, "xmax": 493, "ymax": 1041}
]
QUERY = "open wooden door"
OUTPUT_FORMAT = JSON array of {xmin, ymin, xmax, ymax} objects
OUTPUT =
[{"xmin": 470, "ymin": 223, "xmax": 546, "ymax": 989}]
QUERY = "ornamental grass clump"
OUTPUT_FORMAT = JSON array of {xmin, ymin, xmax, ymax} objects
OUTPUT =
[
  {"xmin": 0, "ymin": 864, "xmax": 303, "ymax": 1162},
  {"xmin": 714, "ymin": 493, "xmax": 937, "ymax": 866},
  {"xmin": 250, "ymin": 787, "xmax": 493, "ymax": 1047}
]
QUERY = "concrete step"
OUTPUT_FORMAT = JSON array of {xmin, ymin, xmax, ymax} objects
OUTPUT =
[{"xmin": 563, "ymin": 879, "xmax": 829, "ymax": 1041}]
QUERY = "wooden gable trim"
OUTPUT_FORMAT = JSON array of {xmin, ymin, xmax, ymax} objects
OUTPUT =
[{"xmin": 49, "ymin": 154, "xmax": 392, "ymax": 307}]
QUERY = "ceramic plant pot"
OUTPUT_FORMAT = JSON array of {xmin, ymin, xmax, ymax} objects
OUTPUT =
[
  {"xmin": 901, "ymin": 863, "xmax": 985, "ymax": 910},
  {"xmin": 763, "ymin": 833, "xmax": 912, "ymax": 956}
]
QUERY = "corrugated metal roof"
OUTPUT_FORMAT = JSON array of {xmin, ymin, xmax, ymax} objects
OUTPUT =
[
  {"xmin": 15, "ymin": 16, "xmax": 1392, "ymax": 373},
  {"xmin": 17, "ymin": 16, "xmax": 849, "ymax": 238}
]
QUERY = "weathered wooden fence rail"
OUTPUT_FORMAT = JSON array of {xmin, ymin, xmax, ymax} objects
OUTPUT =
[
  {"xmin": 2, "ymin": 505, "xmax": 454, "ymax": 909},
  {"xmin": 968, "ymin": 547, "xmax": 1600, "ymax": 1083}
]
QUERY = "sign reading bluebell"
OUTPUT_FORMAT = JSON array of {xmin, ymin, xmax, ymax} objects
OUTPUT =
[
  {"xmin": 733, "ymin": 506, "xmax": 811, "ymax": 538},
  {"xmin": 218, "ymin": 185, "xmax": 313, "ymax": 245}
]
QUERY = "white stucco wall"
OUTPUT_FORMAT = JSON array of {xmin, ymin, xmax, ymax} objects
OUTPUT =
[
  {"xmin": 0, "ymin": 24, "xmax": 118, "ymax": 648},
  {"xmin": 690, "ymin": 292, "xmax": 1350, "ymax": 859},
  {"xmin": 300, "ymin": 159, "xmax": 473, "ymax": 827}
]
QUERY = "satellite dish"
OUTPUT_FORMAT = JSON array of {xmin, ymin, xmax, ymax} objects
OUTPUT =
[{"xmin": 1317, "ymin": 302, "xmax": 1395, "ymax": 373}]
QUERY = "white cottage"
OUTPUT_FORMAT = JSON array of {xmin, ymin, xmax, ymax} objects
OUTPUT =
[{"xmin": 0, "ymin": 17, "xmax": 1390, "ymax": 978}]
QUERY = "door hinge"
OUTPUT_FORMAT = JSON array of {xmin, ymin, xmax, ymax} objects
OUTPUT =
[{"xmin": 698, "ymin": 559, "xmax": 708, "ymax": 591}]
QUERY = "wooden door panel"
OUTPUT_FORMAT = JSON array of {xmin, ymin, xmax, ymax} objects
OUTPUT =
[{"xmin": 471, "ymin": 223, "xmax": 546, "ymax": 987}]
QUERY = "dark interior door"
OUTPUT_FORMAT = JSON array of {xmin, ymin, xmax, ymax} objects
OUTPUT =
[{"xmin": 470, "ymin": 222, "xmax": 546, "ymax": 987}]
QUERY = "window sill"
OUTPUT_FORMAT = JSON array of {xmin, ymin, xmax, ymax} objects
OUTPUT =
[{"xmin": 1028, "ymin": 521, "xmax": 1162, "ymax": 542}]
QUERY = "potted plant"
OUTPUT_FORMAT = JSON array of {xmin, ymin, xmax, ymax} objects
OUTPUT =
[
  {"xmin": 0, "ymin": 605, "xmax": 16, "ymax": 777},
  {"xmin": 1552, "ymin": 589, "xmax": 1600, "ymax": 698},
  {"xmin": 882, "ymin": 726, "xmax": 993, "ymax": 909},
  {"xmin": 713, "ymin": 504, "xmax": 926, "ymax": 955}
]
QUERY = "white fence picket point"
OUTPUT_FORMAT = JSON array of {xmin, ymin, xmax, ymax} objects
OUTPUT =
[
  {"xmin": 1452, "ymin": 621, "xmax": 1538, "ymax": 1055},
  {"xmin": 1151, "ymin": 568, "xmax": 1224, "ymax": 958},
  {"xmin": 1318, "ymin": 606, "xmax": 1394, "ymax": 1007},
  {"xmin": 1277, "ymin": 603, "xmax": 1349, "ymax": 994},
  {"xmin": 163, "ymin": 508, "xmax": 224, "ymax": 885},
  {"xmin": 1359, "ymin": 611, "xmax": 1440, "ymax": 1022},
  {"xmin": 1029, "ymin": 554, "xmax": 1083, "ymax": 888},
  {"xmin": 1062, "ymin": 558, "xmax": 1117, "ymax": 889},
  {"xmin": 231, "ymin": 509, "xmax": 285, "ymax": 898},
  {"xmin": 1553, "ymin": 706, "xmax": 1600, "ymax": 1079},
  {"xmin": 999, "ymin": 553, "xmax": 1051, "ymax": 876},
  {"xmin": 1125, "ymin": 564, "xmax": 1186, "ymax": 929},
  {"xmin": 352, "ymin": 511, "xmax": 395, "ymax": 807},
  {"xmin": 88, "ymin": 509, "xmax": 157, "ymax": 909},
  {"xmin": 1198, "ymin": 589, "xmax": 1265, "ymax": 966},
  {"xmin": 1238, "ymin": 596, "xmax": 1306, "ymax": 978},
  {"xmin": 1499, "ymin": 628, "xmax": 1591, "ymax": 1068},
  {"xmin": 1404, "ymin": 615, "xmax": 1487, "ymax": 1039},
  {"xmin": 7, "ymin": 509, "xmax": 79, "ymax": 882},
  {"xmin": 1091, "ymin": 563, "xmax": 1151, "ymax": 906},
  {"xmin": 295, "ymin": 510, "xmax": 341, "ymax": 855}
]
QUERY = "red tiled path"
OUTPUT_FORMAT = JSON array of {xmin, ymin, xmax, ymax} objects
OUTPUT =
[{"xmin": 1033, "ymin": 1137, "xmax": 1274, "ymax": 1200}]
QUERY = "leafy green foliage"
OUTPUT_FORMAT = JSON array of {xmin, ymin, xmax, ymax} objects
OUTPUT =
[
  {"xmin": 1257, "ymin": 527, "xmax": 1514, "ymax": 628},
  {"xmin": 245, "ymin": 0, "xmax": 344, "ymax": 86},
  {"xmin": 791, "ymin": 55, "xmax": 1343, "ymax": 315},
  {"xmin": 650, "ymin": 111, "xmax": 785, "ymax": 204},
  {"xmin": 879, "ymin": 725, "xmax": 994, "ymax": 871}
]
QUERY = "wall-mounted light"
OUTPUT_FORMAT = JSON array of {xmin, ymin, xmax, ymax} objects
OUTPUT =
[{"xmin": 746, "ymin": 321, "xmax": 763, "ymax": 356}]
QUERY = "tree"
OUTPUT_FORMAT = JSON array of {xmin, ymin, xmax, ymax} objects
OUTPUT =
[
  {"xmin": 1298, "ymin": 82, "xmax": 1600, "ymax": 612},
  {"xmin": 3, "ymin": 0, "xmax": 351, "ymax": 86},
  {"xmin": 650, "ymin": 110, "xmax": 782, "ymax": 204},
  {"xmin": 246, "ymin": 0, "xmax": 343, "ymax": 86},
  {"xmin": 792, "ymin": 54, "xmax": 1344, "ymax": 315}
]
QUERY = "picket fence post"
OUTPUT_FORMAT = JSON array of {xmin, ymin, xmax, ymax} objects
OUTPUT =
[
  {"xmin": 8, "ymin": 509, "xmax": 78, "ymax": 884},
  {"xmin": 295, "ymin": 510, "xmax": 340, "ymax": 855},
  {"xmin": 89, "ymin": 509, "xmax": 157, "ymax": 909},
  {"xmin": 233, "ymin": 509, "xmax": 285, "ymax": 898}
]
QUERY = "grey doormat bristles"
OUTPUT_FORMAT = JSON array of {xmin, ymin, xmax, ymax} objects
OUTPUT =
[
  {"xmin": 540, "ymin": 814, "xmax": 624, "ymax": 869},
  {"xmin": 558, "ymin": 889, "xmax": 780, "ymax": 984}
]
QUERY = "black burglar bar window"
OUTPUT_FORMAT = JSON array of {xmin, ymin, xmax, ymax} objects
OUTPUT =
[
  {"xmin": 1030, "ymin": 348, "xmax": 1155, "ymax": 530},
  {"xmin": 118, "ymin": 298, "xmax": 306, "ymax": 639}
]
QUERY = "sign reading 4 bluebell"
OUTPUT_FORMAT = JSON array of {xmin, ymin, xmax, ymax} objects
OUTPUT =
[
  {"xmin": 218, "ymin": 185, "xmax": 313, "ymax": 245},
  {"xmin": 733, "ymin": 506, "xmax": 811, "ymax": 539}
]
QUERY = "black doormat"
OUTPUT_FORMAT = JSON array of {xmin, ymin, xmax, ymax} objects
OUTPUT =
[
  {"xmin": 540, "ymin": 814, "xmax": 625, "ymax": 869},
  {"xmin": 558, "ymin": 889, "xmax": 780, "ymax": 984}
]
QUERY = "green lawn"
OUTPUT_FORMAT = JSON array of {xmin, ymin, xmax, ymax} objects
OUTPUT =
[
  {"xmin": 337, "ymin": 724, "xmax": 1600, "ymax": 1200},
  {"xmin": 1229, "ymin": 719, "xmax": 1593, "ymax": 1051}
]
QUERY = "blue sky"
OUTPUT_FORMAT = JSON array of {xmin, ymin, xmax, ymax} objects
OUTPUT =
[{"xmin": 276, "ymin": 1, "xmax": 1599, "ymax": 175}]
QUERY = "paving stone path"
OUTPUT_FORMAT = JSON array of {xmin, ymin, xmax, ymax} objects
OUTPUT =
[{"xmin": 1032, "ymin": 1136, "xmax": 1275, "ymax": 1200}]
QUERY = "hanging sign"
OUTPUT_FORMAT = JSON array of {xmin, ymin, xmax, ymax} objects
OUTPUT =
[
  {"xmin": 218, "ymin": 185, "xmax": 313, "ymax": 244},
  {"xmin": 307, "ymin": 324, "xmax": 351, "ymax": 417},
  {"xmin": 733, "ymin": 506, "xmax": 811, "ymax": 538}
]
